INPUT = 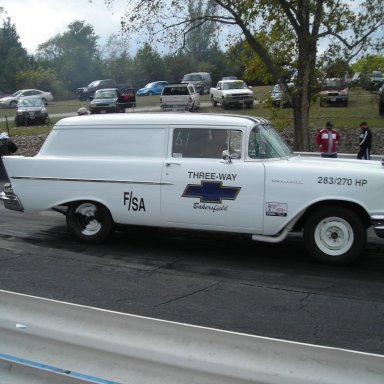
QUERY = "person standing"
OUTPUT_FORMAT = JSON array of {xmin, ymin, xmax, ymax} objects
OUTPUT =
[
  {"xmin": 0, "ymin": 132, "xmax": 18, "ymax": 181},
  {"xmin": 357, "ymin": 121, "xmax": 372, "ymax": 160},
  {"xmin": 316, "ymin": 122, "xmax": 341, "ymax": 158}
]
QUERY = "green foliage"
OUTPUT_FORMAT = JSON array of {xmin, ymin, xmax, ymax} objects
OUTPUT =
[
  {"xmin": 131, "ymin": 43, "xmax": 166, "ymax": 87},
  {"xmin": 35, "ymin": 21, "xmax": 103, "ymax": 96},
  {"xmin": 15, "ymin": 67, "xmax": 65, "ymax": 99},
  {"xmin": 0, "ymin": 18, "xmax": 29, "ymax": 92},
  {"xmin": 351, "ymin": 55, "xmax": 384, "ymax": 73},
  {"xmin": 185, "ymin": 0, "xmax": 218, "ymax": 61}
]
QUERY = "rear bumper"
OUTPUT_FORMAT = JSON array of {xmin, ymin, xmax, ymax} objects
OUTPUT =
[
  {"xmin": 0, "ymin": 184, "xmax": 24, "ymax": 211},
  {"xmin": 371, "ymin": 215, "xmax": 384, "ymax": 238}
]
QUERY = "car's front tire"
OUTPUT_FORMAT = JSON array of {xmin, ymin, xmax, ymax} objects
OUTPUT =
[
  {"xmin": 66, "ymin": 201, "xmax": 114, "ymax": 243},
  {"xmin": 303, "ymin": 206, "xmax": 366, "ymax": 265}
]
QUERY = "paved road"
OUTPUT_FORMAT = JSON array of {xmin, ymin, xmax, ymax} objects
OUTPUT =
[{"xmin": 0, "ymin": 182, "xmax": 383, "ymax": 355}]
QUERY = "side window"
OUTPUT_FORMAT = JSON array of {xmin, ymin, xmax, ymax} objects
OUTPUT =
[
  {"xmin": 248, "ymin": 127, "xmax": 265, "ymax": 158},
  {"xmin": 172, "ymin": 128, "xmax": 242, "ymax": 159}
]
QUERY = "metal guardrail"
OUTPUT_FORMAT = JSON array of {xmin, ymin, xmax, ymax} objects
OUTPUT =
[{"xmin": 1, "ymin": 290, "xmax": 384, "ymax": 383}]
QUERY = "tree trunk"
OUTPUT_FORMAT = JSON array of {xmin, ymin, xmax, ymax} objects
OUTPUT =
[
  {"xmin": 293, "ymin": 30, "xmax": 317, "ymax": 151},
  {"xmin": 292, "ymin": 98, "xmax": 310, "ymax": 151}
]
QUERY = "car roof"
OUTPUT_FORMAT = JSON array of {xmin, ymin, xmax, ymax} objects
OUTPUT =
[
  {"xmin": 55, "ymin": 113, "xmax": 271, "ymax": 129},
  {"xmin": 164, "ymin": 83, "xmax": 190, "ymax": 87},
  {"xmin": 18, "ymin": 89, "xmax": 42, "ymax": 92},
  {"xmin": 95, "ymin": 88, "xmax": 118, "ymax": 92}
]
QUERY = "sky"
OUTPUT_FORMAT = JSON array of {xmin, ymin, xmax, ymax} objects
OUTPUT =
[{"xmin": 1, "ymin": 0, "xmax": 131, "ymax": 54}]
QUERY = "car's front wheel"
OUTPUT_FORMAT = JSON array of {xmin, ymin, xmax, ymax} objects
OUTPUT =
[
  {"xmin": 303, "ymin": 206, "xmax": 366, "ymax": 265},
  {"xmin": 9, "ymin": 100, "xmax": 17, "ymax": 108},
  {"xmin": 66, "ymin": 201, "xmax": 114, "ymax": 243}
]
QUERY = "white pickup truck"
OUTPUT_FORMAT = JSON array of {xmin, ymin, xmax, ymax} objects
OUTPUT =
[
  {"xmin": 210, "ymin": 79, "xmax": 254, "ymax": 109},
  {"xmin": 160, "ymin": 83, "xmax": 200, "ymax": 112},
  {"xmin": 1, "ymin": 113, "xmax": 384, "ymax": 265}
]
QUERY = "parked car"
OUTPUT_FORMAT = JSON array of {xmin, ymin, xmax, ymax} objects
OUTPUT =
[
  {"xmin": 76, "ymin": 79, "xmax": 118, "ymax": 101},
  {"xmin": 137, "ymin": 81, "xmax": 168, "ymax": 96},
  {"xmin": 160, "ymin": 83, "xmax": 200, "ymax": 112},
  {"xmin": 270, "ymin": 84, "xmax": 292, "ymax": 108},
  {"xmin": 209, "ymin": 79, "xmax": 254, "ymax": 109},
  {"xmin": 181, "ymin": 72, "xmax": 212, "ymax": 94},
  {"xmin": 89, "ymin": 88, "xmax": 136, "ymax": 114},
  {"xmin": 0, "ymin": 89, "xmax": 54, "ymax": 108},
  {"xmin": 361, "ymin": 71, "xmax": 384, "ymax": 91},
  {"xmin": 319, "ymin": 78, "xmax": 348, "ymax": 107},
  {"xmin": 14, "ymin": 98, "xmax": 49, "ymax": 126}
]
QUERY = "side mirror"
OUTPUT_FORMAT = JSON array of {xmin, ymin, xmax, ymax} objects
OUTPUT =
[{"xmin": 222, "ymin": 150, "xmax": 232, "ymax": 163}]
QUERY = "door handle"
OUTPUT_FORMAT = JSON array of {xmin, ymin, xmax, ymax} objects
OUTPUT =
[{"xmin": 165, "ymin": 162, "xmax": 181, "ymax": 167}]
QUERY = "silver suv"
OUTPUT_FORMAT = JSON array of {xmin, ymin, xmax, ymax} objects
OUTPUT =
[
  {"xmin": 319, "ymin": 78, "xmax": 348, "ymax": 107},
  {"xmin": 181, "ymin": 72, "xmax": 212, "ymax": 94}
]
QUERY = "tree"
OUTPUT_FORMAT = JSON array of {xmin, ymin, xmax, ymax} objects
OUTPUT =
[
  {"xmin": 185, "ymin": 0, "xmax": 218, "ymax": 62},
  {"xmin": 36, "ymin": 21, "xmax": 102, "ymax": 96},
  {"xmin": 101, "ymin": 33, "xmax": 134, "ymax": 85},
  {"xmin": 351, "ymin": 55, "xmax": 384, "ymax": 73},
  {"xmin": 115, "ymin": 0, "xmax": 384, "ymax": 150},
  {"xmin": 131, "ymin": 43, "xmax": 166, "ymax": 87},
  {"xmin": 0, "ymin": 17, "xmax": 29, "ymax": 92}
]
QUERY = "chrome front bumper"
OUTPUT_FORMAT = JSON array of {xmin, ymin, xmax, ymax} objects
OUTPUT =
[
  {"xmin": 371, "ymin": 215, "xmax": 384, "ymax": 238},
  {"xmin": 0, "ymin": 183, "xmax": 23, "ymax": 211}
]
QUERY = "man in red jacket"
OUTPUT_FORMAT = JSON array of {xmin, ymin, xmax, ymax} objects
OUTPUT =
[{"xmin": 315, "ymin": 121, "xmax": 341, "ymax": 158}]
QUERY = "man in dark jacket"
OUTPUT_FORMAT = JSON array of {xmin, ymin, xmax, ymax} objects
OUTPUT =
[
  {"xmin": 0, "ymin": 132, "xmax": 18, "ymax": 181},
  {"xmin": 357, "ymin": 122, "xmax": 372, "ymax": 160}
]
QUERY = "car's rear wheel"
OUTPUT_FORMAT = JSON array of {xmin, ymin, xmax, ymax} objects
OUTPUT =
[
  {"xmin": 303, "ymin": 206, "xmax": 366, "ymax": 265},
  {"xmin": 66, "ymin": 201, "xmax": 114, "ymax": 243}
]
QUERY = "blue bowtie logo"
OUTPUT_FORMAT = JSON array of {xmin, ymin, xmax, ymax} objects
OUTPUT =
[{"xmin": 182, "ymin": 181, "xmax": 241, "ymax": 203}]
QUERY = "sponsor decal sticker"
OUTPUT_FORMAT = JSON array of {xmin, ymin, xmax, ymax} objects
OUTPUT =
[{"xmin": 266, "ymin": 202, "xmax": 287, "ymax": 217}]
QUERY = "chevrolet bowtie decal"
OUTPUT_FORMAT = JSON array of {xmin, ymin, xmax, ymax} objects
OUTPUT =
[{"xmin": 182, "ymin": 181, "xmax": 241, "ymax": 203}]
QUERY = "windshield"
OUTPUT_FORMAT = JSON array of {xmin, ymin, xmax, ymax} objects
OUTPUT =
[
  {"xmin": 88, "ymin": 80, "xmax": 100, "ymax": 87},
  {"xmin": 272, "ymin": 85, "xmax": 282, "ymax": 93},
  {"xmin": 322, "ymin": 79, "xmax": 343, "ymax": 88},
  {"xmin": 145, "ymin": 83, "xmax": 155, "ymax": 88},
  {"xmin": 95, "ymin": 89, "xmax": 116, "ymax": 99},
  {"xmin": 248, "ymin": 124, "xmax": 293, "ymax": 159},
  {"xmin": 18, "ymin": 98, "xmax": 44, "ymax": 107},
  {"xmin": 183, "ymin": 75, "xmax": 202, "ymax": 81},
  {"xmin": 222, "ymin": 81, "xmax": 248, "ymax": 90}
]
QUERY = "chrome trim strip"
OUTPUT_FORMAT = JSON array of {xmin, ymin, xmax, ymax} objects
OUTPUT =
[{"xmin": 10, "ymin": 176, "xmax": 173, "ymax": 186}]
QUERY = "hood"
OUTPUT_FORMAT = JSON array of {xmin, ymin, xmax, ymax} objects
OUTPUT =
[
  {"xmin": 0, "ymin": 95, "xmax": 16, "ymax": 102},
  {"xmin": 223, "ymin": 88, "xmax": 253, "ymax": 95}
]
